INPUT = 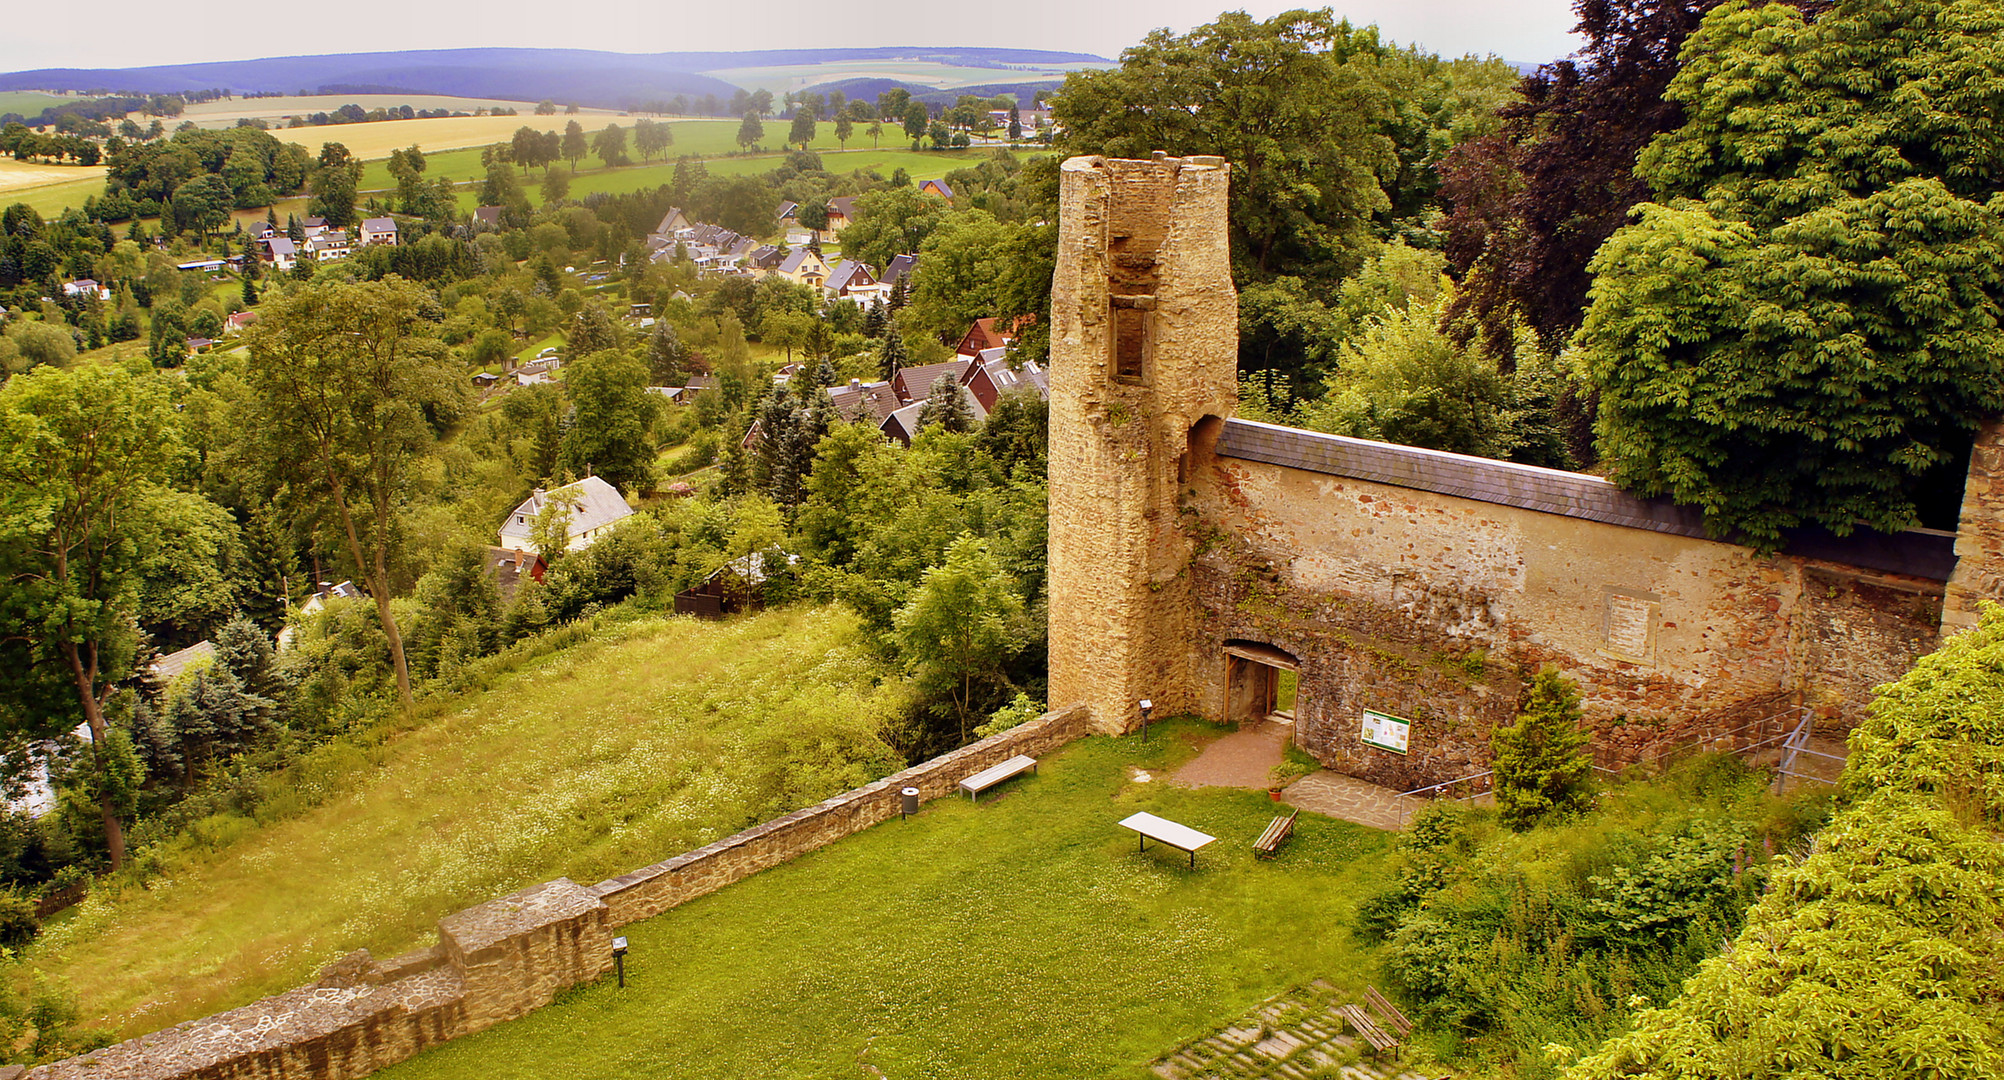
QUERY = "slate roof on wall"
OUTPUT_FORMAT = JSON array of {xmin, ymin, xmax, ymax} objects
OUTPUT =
[{"xmin": 1215, "ymin": 419, "xmax": 1957, "ymax": 581}]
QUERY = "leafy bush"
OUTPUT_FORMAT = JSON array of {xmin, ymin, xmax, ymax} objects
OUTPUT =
[
  {"xmin": 1572, "ymin": 603, "xmax": 2004, "ymax": 1079},
  {"xmin": 1366, "ymin": 755, "xmax": 1818, "ymax": 1079}
]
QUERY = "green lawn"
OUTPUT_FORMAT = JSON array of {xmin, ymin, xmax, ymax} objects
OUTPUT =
[
  {"xmin": 28, "ymin": 607, "xmax": 899, "ymax": 1039},
  {"xmin": 381, "ymin": 720, "xmax": 1396, "ymax": 1080}
]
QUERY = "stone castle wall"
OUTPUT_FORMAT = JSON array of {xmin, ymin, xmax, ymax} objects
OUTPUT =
[
  {"xmin": 1181, "ymin": 428, "xmax": 1946, "ymax": 790},
  {"xmin": 1044, "ymin": 152, "xmax": 1995, "ymax": 790},
  {"xmin": 31, "ymin": 705, "xmax": 1091, "ymax": 1080}
]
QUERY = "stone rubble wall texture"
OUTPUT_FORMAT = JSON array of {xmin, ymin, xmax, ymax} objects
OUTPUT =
[
  {"xmin": 1047, "ymin": 153, "xmax": 1238, "ymax": 734},
  {"xmin": 31, "ymin": 705, "xmax": 1090, "ymax": 1080},
  {"xmin": 1941, "ymin": 418, "xmax": 2004, "ymax": 638},
  {"xmin": 1044, "ymin": 153, "xmax": 1994, "ymax": 793}
]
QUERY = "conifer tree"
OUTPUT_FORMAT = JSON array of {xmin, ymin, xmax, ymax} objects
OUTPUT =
[
  {"xmin": 879, "ymin": 325, "xmax": 908, "ymax": 381},
  {"xmin": 1492, "ymin": 669, "xmax": 1593, "ymax": 829},
  {"xmin": 918, "ymin": 371, "xmax": 974, "ymax": 434}
]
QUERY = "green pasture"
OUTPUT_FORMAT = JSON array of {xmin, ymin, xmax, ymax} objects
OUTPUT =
[
  {"xmin": 0, "ymin": 90, "xmax": 67, "ymax": 116},
  {"xmin": 10, "ymin": 175, "xmax": 105, "ymax": 218},
  {"xmin": 380, "ymin": 718, "xmax": 1395, "ymax": 1080}
]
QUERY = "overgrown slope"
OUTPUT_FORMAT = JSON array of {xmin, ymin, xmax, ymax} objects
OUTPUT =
[{"xmin": 29, "ymin": 605, "xmax": 898, "ymax": 1039}]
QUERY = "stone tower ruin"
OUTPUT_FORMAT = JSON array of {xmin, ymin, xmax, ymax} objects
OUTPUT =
[{"xmin": 1046, "ymin": 153, "xmax": 1237, "ymax": 733}]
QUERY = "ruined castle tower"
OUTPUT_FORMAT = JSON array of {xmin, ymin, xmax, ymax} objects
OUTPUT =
[{"xmin": 1046, "ymin": 154, "xmax": 1237, "ymax": 732}]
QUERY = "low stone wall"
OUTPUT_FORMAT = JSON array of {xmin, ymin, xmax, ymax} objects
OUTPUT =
[
  {"xmin": 593, "ymin": 702, "xmax": 1091, "ymax": 925},
  {"xmin": 29, "ymin": 704, "xmax": 1091, "ymax": 1080}
]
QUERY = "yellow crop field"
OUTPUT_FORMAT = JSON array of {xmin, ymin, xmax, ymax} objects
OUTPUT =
[
  {"xmin": 180, "ymin": 94, "xmax": 619, "ymax": 129},
  {"xmin": 0, "ymin": 158, "xmax": 106, "ymax": 195},
  {"xmin": 272, "ymin": 114, "xmax": 597, "ymax": 160}
]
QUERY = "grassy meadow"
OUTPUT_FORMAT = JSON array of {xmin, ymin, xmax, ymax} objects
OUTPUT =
[
  {"xmin": 0, "ymin": 90, "xmax": 67, "ymax": 116},
  {"xmin": 381, "ymin": 718, "xmax": 1394, "ymax": 1080},
  {"xmin": 28, "ymin": 606, "xmax": 902, "ymax": 1039}
]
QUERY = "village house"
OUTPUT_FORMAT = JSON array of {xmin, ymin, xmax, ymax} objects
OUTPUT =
[
  {"xmin": 61, "ymin": 279, "xmax": 111, "ymax": 301},
  {"xmin": 360, "ymin": 218, "xmax": 399, "ymax": 246},
  {"xmin": 822, "ymin": 259, "xmax": 887, "ymax": 304},
  {"xmin": 772, "ymin": 247, "xmax": 830, "ymax": 289},
  {"xmin": 301, "ymin": 217, "xmax": 330, "ymax": 239},
  {"xmin": 306, "ymin": 229, "xmax": 353, "ymax": 261},
  {"xmin": 496, "ymin": 475, "xmax": 635, "ymax": 556},
  {"xmin": 917, "ymin": 179, "xmax": 954, "ymax": 200},
  {"xmin": 471, "ymin": 206, "xmax": 504, "ymax": 230},
  {"xmin": 261, "ymin": 236, "xmax": 298, "ymax": 271},
  {"xmin": 514, "ymin": 358, "xmax": 560, "ymax": 386},
  {"xmin": 823, "ymin": 195, "xmax": 859, "ymax": 234},
  {"xmin": 880, "ymin": 253, "xmax": 918, "ymax": 291}
]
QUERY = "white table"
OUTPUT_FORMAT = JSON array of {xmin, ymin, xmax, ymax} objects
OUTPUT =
[{"xmin": 1119, "ymin": 811, "xmax": 1217, "ymax": 868}]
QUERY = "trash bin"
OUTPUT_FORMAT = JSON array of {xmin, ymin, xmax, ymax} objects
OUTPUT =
[{"xmin": 900, "ymin": 787, "xmax": 920, "ymax": 817}]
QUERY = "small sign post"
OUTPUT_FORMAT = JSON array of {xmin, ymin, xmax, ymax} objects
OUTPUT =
[{"xmin": 1359, "ymin": 710, "xmax": 1411, "ymax": 754}]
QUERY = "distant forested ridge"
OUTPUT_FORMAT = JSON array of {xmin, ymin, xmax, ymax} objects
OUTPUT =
[{"xmin": 0, "ymin": 47, "xmax": 1110, "ymax": 112}]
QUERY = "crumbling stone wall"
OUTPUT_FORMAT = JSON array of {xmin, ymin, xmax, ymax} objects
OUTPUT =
[
  {"xmin": 1182, "ymin": 449, "xmax": 1946, "ymax": 788},
  {"xmin": 1045, "ymin": 152, "xmax": 1987, "ymax": 789},
  {"xmin": 31, "ymin": 705, "xmax": 1091, "ymax": 1080},
  {"xmin": 1046, "ymin": 153, "xmax": 1237, "ymax": 733}
]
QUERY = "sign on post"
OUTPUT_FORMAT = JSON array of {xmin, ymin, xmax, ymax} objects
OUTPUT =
[{"xmin": 1360, "ymin": 709, "xmax": 1410, "ymax": 754}]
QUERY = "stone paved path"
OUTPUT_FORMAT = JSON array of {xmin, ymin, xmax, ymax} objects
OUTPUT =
[
  {"xmin": 1171, "ymin": 719, "xmax": 1291, "ymax": 790},
  {"xmin": 1281, "ymin": 772, "xmax": 1425, "ymax": 832},
  {"xmin": 1149, "ymin": 980, "xmax": 1437, "ymax": 1080}
]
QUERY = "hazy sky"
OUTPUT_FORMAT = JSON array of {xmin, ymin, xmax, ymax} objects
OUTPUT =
[{"xmin": 2, "ymin": 0, "xmax": 1582, "ymax": 74}]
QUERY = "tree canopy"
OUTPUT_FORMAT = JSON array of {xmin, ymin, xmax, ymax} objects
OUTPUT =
[{"xmin": 1577, "ymin": 0, "xmax": 2004, "ymax": 546}]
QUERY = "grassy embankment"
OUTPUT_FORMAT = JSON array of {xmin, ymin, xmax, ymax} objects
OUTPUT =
[
  {"xmin": 378, "ymin": 718, "xmax": 1394, "ymax": 1080},
  {"xmin": 27, "ymin": 605, "xmax": 901, "ymax": 1039}
]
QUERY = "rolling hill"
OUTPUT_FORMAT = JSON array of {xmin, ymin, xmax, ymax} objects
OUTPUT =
[{"xmin": 0, "ymin": 47, "xmax": 1110, "ymax": 112}]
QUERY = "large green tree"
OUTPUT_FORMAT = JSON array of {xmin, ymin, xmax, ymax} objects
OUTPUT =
[
  {"xmin": 307, "ymin": 141, "xmax": 361, "ymax": 228},
  {"xmin": 892, "ymin": 534, "xmax": 1026, "ymax": 748},
  {"xmin": 0, "ymin": 364, "xmax": 179, "ymax": 869},
  {"xmin": 1052, "ymin": 10, "xmax": 1510, "ymax": 385},
  {"xmin": 1577, "ymin": 0, "xmax": 2004, "ymax": 547},
  {"xmin": 557, "ymin": 349, "xmax": 660, "ymax": 497},
  {"xmin": 242, "ymin": 277, "xmax": 467, "ymax": 713},
  {"xmin": 837, "ymin": 186, "xmax": 949, "ymax": 273}
]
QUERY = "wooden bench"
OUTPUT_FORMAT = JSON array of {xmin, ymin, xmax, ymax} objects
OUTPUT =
[
  {"xmin": 958, "ymin": 754, "xmax": 1037, "ymax": 801},
  {"xmin": 1336, "ymin": 1003, "xmax": 1400, "ymax": 1062},
  {"xmin": 1364, "ymin": 985, "xmax": 1413, "ymax": 1037},
  {"xmin": 1254, "ymin": 809, "xmax": 1300, "ymax": 859}
]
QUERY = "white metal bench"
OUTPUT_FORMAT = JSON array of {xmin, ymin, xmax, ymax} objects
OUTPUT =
[
  {"xmin": 958, "ymin": 754, "xmax": 1037, "ymax": 800},
  {"xmin": 1119, "ymin": 811, "xmax": 1217, "ymax": 868}
]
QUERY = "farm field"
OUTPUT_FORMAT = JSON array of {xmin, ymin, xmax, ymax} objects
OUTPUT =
[
  {"xmin": 179, "ymin": 94, "xmax": 616, "ymax": 128},
  {"xmin": 272, "ymin": 114, "xmax": 615, "ymax": 163},
  {"xmin": 378, "ymin": 717, "xmax": 1394, "ymax": 1080},
  {"xmin": 7, "ymin": 173, "xmax": 108, "ymax": 218},
  {"xmin": 706, "ymin": 58, "xmax": 1105, "ymax": 96},
  {"xmin": 0, "ymin": 158, "xmax": 104, "ymax": 195},
  {"xmin": 0, "ymin": 90, "xmax": 68, "ymax": 116},
  {"xmin": 27, "ymin": 606, "xmax": 900, "ymax": 1039}
]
